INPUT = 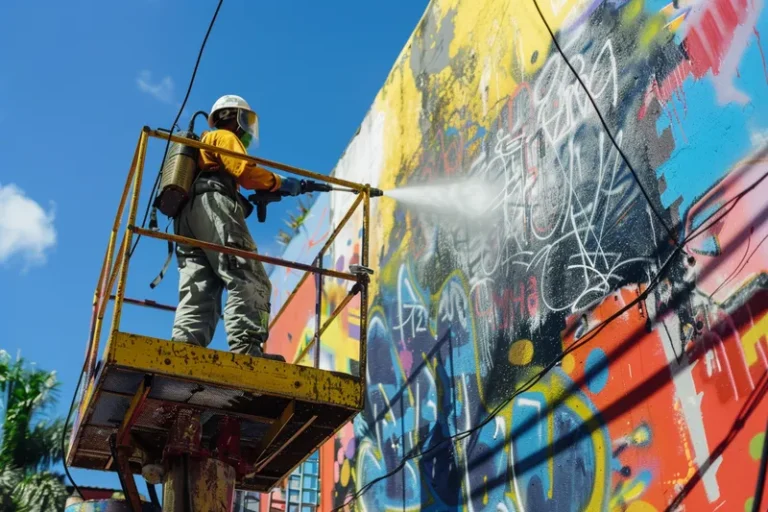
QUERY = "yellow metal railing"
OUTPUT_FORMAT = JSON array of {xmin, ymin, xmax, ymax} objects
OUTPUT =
[{"xmin": 82, "ymin": 126, "xmax": 371, "ymax": 392}]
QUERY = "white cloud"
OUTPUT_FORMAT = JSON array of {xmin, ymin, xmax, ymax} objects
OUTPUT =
[
  {"xmin": 136, "ymin": 70, "xmax": 175, "ymax": 104},
  {"xmin": 0, "ymin": 183, "xmax": 56, "ymax": 268}
]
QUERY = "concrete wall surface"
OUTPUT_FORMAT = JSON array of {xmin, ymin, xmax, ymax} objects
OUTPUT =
[{"xmin": 268, "ymin": 0, "xmax": 768, "ymax": 509}]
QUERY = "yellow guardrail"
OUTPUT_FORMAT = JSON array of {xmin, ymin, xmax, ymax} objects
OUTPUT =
[{"xmin": 82, "ymin": 126, "xmax": 372, "ymax": 392}]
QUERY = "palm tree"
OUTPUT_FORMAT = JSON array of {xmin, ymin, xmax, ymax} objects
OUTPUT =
[{"xmin": 0, "ymin": 350, "xmax": 69, "ymax": 511}]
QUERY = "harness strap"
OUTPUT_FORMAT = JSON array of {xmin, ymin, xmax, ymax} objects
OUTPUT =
[
  {"xmin": 147, "ymin": 170, "xmax": 251, "ymax": 290},
  {"xmin": 149, "ymin": 222, "xmax": 174, "ymax": 290}
]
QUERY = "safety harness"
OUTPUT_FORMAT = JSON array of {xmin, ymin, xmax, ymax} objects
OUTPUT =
[{"xmin": 149, "ymin": 169, "xmax": 252, "ymax": 289}]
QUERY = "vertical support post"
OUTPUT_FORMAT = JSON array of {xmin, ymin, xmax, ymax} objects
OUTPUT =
[
  {"xmin": 83, "ymin": 266, "xmax": 106, "ymax": 377},
  {"xmin": 86, "ymin": 134, "xmax": 142, "ymax": 378},
  {"xmin": 297, "ymin": 466, "xmax": 304, "ymax": 511},
  {"xmin": 109, "ymin": 128, "xmax": 149, "ymax": 339},
  {"xmin": 163, "ymin": 457, "xmax": 236, "ymax": 512},
  {"xmin": 359, "ymin": 189, "xmax": 370, "ymax": 384},
  {"xmin": 314, "ymin": 250, "xmax": 324, "ymax": 369},
  {"xmin": 162, "ymin": 411, "xmax": 237, "ymax": 512}
]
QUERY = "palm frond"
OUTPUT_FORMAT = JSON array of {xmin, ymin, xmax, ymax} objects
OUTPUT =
[
  {"xmin": 0, "ymin": 464, "xmax": 22, "ymax": 511},
  {"xmin": 14, "ymin": 471, "xmax": 68, "ymax": 512},
  {"xmin": 1, "ymin": 369, "xmax": 60, "ymax": 469},
  {"xmin": 17, "ymin": 418, "xmax": 69, "ymax": 471}
]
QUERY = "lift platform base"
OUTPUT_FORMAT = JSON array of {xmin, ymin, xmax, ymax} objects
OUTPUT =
[{"xmin": 68, "ymin": 331, "xmax": 363, "ymax": 492}]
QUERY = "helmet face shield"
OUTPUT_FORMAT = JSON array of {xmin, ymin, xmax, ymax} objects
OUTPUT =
[{"xmin": 237, "ymin": 109, "xmax": 259, "ymax": 146}]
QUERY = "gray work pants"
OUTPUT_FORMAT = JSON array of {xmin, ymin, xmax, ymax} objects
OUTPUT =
[{"xmin": 171, "ymin": 189, "xmax": 272, "ymax": 356}]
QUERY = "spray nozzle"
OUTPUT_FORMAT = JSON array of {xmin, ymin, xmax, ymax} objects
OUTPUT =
[{"xmin": 347, "ymin": 186, "xmax": 384, "ymax": 197}]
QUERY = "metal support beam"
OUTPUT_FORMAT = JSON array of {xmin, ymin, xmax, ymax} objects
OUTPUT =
[
  {"xmin": 109, "ymin": 127, "xmax": 149, "ymax": 338},
  {"xmin": 111, "ymin": 296, "xmax": 177, "ymax": 312},
  {"xmin": 131, "ymin": 226, "xmax": 357, "ymax": 282},
  {"xmin": 147, "ymin": 129, "xmax": 366, "ymax": 192},
  {"xmin": 110, "ymin": 435, "xmax": 143, "ymax": 512},
  {"xmin": 253, "ymin": 400, "xmax": 295, "ymax": 463},
  {"xmin": 118, "ymin": 375, "xmax": 152, "ymax": 447},
  {"xmin": 314, "ymin": 250, "xmax": 324, "ymax": 369},
  {"xmin": 293, "ymin": 285, "xmax": 360, "ymax": 365},
  {"xmin": 163, "ymin": 457, "xmax": 236, "ymax": 512},
  {"xmin": 267, "ymin": 192, "xmax": 363, "ymax": 333},
  {"xmin": 254, "ymin": 415, "xmax": 318, "ymax": 473}
]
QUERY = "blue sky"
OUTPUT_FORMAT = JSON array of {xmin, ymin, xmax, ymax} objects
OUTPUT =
[{"xmin": 0, "ymin": 0, "xmax": 426, "ymax": 491}]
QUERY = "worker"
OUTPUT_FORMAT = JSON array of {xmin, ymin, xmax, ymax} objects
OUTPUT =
[{"xmin": 170, "ymin": 94, "xmax": 300, "ymax": 362}]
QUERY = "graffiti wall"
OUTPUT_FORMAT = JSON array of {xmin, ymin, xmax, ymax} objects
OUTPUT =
[{"xmin": 268, "ymin": 0, "xmax": 768, "ymax": 509}]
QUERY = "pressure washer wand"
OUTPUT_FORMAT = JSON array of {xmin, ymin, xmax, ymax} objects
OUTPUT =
[
  {"xmin": 300, "ymin": 181, "xmax": 385, "ymax": 196},
  {"xmin": 248, "ymin": 179, "xmax": 381, "ymax": 223}
]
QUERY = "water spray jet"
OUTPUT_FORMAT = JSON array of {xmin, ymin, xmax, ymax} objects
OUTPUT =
[{"xmin": 377, "ymin": 178, "xmax": 500, "ymax": 221}]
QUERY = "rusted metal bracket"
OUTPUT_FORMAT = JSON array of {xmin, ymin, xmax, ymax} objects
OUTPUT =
[
  {"xmin": 111, "ymin": 374, "xmax": 153, "ymax": 512},
  {"xmin": 253, "ymin": 400, "xmax": 296, "ymax": 464},
  {"xmin": 109, "ymin": 434, "xmax": 143, "ymax": 512},
  {"xmin": 118, "ymin": 375, "xmax": 153, "ymax": 447},
  {"xmin": 254, "ymin": 415, "xmax": 318, "ymax": 474}
]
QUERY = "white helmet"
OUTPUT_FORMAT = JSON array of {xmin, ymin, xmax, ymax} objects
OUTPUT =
[{"xmin": 208, "ymin": 94, "xmax": 259, "ymax": 147}]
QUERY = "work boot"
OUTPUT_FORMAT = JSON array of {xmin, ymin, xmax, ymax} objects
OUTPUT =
[
  {"xmin": 248, "ymin": 344, "xmax": 286, "ymax": 362},
  {"xmin": 258, "ymin": 352, "xmax": 286, "ymax": 362}
]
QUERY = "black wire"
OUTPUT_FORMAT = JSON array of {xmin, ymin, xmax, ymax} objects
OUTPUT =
[
  {"xmin": 333, "ymin": 159, "xmax": 768, "ymax": 509},
  {"xmin": 529, "ymin": 0, "xmax": 679, "ymax": 246},
  {"xmin": 329, "ymin": 112, "xmax": 768, "ymax": 512},
  {"xmin": 108, "ymin": 435, "xmax": 140, "ymax": 512},
  {"xmin": 129, "ymin": 0, "xmax": 224, "ymax": 258},
  {"xmin": 752, "ymin": 415, "xmax": 768, "ymax": 512},
  {"xmin": 334, "ymin": 169, "xmax": 768, "ymax": 511},
  {"xmin": 61, "ymin": 368, "xmax": 85, "ymax": 500},
  {"xmin": 328, "ymin": 63, "xmax": 768, "ymax": 512},
  {"xmin": 681, "ymin": 165, "xmax": 768, "ymax": 246},
  {"xmin": 62, "ymin": 0, "xmax": 225, "ymax": 495},
  {"xmin": 330, "ymin": 243, "xmax": 681, "ymax": 511},
  {"xmin": 331, "ymin": 1, "xmax": 703, "ymax": 505}
]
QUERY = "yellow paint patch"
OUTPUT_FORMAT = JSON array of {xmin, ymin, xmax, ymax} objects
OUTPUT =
[
  {"xmin": 740, "ymin": 312, "xmax": 768, "ymax": 366},
  {"xmin": 340, "ymin": 459, "xmax": 351, "ymax": 487},
  {"xmin": 665, "ymin": 14, "xmax": 687, "ymax": 32},
  {"xmin": 620, "ymin": 479, "xmax": 649, "ymax": 503},
  {"xmin": 562, "ymin": 354, "xmax": 576, "ymax": 374},
  {"xmin": 509, "ymin": 339, "xmax": 535, "ymax": 365},
  {"xmin": 626, "ymin": 501, "xmax": 658, "ymax": 512},
  {"xmin": 631, "ymin": 426, "xmax": 651, "ymax": 446},
  {"xmin": 623, "ymin": 0, "xmax": 644, "ymax": 22},
  {"xmin": 640, "ymin": 15, "xmax": 667, "ymax": 47},
  {"xmin": 750, "ymin": 432, "xmax": 765, "ymax": 461}
]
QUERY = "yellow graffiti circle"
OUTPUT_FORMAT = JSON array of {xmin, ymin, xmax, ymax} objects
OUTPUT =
[
  {"xmin": 510, "ymin": 369, "xmax": 610, "ymax": 511},
  {"xmin": 341, "ymin": 459, "xmax": 351, "ymax": 487},
  {"xmin": 509, "ymin": 339, "xmax": 534, "ymax": 365}
]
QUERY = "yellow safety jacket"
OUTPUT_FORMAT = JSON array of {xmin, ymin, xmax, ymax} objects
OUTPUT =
[{"xmin": 198, "ymin": 130, "xmax": 282, "ymax": 192}]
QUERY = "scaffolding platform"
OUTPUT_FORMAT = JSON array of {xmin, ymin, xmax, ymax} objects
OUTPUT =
[
  {"xmin": 68, "ymin": 332, "xmax": 362, "ymax": 492},
  {"xmin": 67, "ymin": 128, "xmax": 373, "ymax": 505}
]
